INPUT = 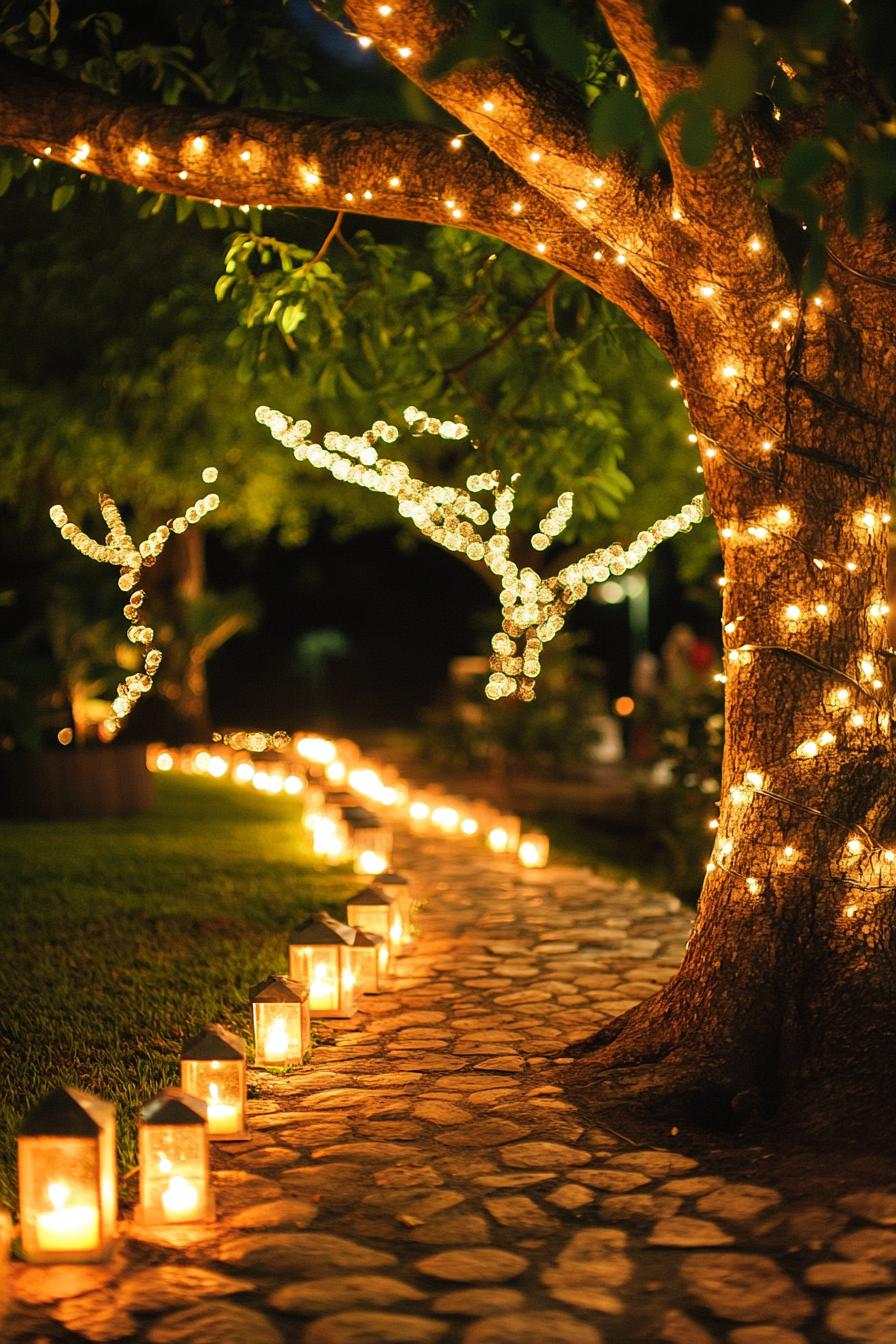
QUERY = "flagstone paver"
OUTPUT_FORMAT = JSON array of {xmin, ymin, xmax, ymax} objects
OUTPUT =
[{"xmin": 6, "ymin": 831, "xmax": 896, "ymax": 1342}]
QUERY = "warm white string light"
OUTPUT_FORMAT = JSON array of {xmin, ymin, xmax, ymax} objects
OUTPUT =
[
  {"xmin": 256, "ymin": 403, "xmax": 708, "ymax": 701},
  {"xmin": 49, "ymin": 478, "xmax": 220, "ymax": 735}
]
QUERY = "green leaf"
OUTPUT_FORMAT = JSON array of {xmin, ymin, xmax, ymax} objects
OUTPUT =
[
  {"xmin": 588, "ymin": 85, "xmax": 650, "ymax": 155},
  {"xmin": 782, "ymin": 139, "xmax": 833, "ymax": 189},
  {"xmin": 529, "ymin": 1, "xmax": 587, "ymax": 81},
  {"xmin": 51, "ymin": 184, "xmax": 75, "ymax": 212},
  {"xmin": 679, "ymin": 101, "xmax": 716, "ymax": 168},
  {"xmin": 801, "ymin": 224, "xmax": 829, "ymax": 296}
]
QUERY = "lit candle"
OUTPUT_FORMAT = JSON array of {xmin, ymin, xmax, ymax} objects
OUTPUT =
[
  {"xmin": 390, "ymin": 914, "xmax": 403, "ymax": 947},
  {"xmin": 357, "ymin": 848, "xmax": 387, "ymax": 875},
  {"xmin": 205, "ymin": 1082, "xmax": 238, "ymax": 1136},
  {"xmin": 160, "ymin": 1175, "xmax": 200, "ymax": 1222},
  {"xmin": 35, "ymin": 1183, "xmax": 99, "ymax": 1253},
  {"xmin": 309, "ymin": 963, "xmax": 339, "ymax": 1012},
  {"xmin": 518, "ymin": 833, "xmax": 550, "ymax": 868},
  {"xmin": 264, "ymin": 1017, "xmax": 289, "ymax": 1062}
]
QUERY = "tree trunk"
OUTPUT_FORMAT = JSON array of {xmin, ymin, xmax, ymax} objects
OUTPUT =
[{"xmin": 568, "ymin": 311, "xmax": 896, "ymax": 1139}]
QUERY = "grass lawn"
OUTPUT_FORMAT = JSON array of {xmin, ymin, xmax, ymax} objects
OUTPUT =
[{"xmin": 0, "ymin": 774, "xmax": 355, "ymax": 1210}]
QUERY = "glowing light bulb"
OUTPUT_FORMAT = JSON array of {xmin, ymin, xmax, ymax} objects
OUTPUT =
[
  {"xmin": 592, "ymin": 176, "xmax": 605, "ymax": 188},
  {"xmin": 357, "ymin": 34, "xmax": 373, "ymax": 48},
  {"xmin": 860, "ymin": 658, "xmax": 875, "ymax": 678},
  {"xmin": 378, "ymin": 3, "xmax": 393, "ymax": 13},
  {"xmin": 135, "ymin": 149, "xmax": 151, "ymax": 167},
  {"xmin": 536, "ymin": 242, "xmax": 546, "ymax": 254},
  {"xmin": 796, "ymin": 740, "xmax": 819, "ymax": 759},
  {"xmin": 835, "ymin": 687, "xmax": 849, "ymax": 703},
  {"xmin": 818, "ymin": 731, "xmax": 835, "ymax": 746},
  {"xmin": 575, "ymin": 198, "xmax": 587, "ymax": 211},
  {"xmin": 721, "ymin": 365, "xmax": 737, "ymax": 379},
  {"xmin": 847, "ymin": 838, "xmax": 863, "ymax": 856},
  {"xmin": 672, "ymin": 207, "xmax": 682, "ymax": 221},
  {"xmin": 860, "ymin": 511, "xmax": 876, "ymax": 529},
  {"xmin": 762, "ymin": 441, "xmax": 773, "ymax": 451},
  {"xmin": 699, "ymin": 284, "xmax": 714, "ymax": 298},
  {"xmin": 511, "ymin": 201, "xmax": 523, "ymax": 214},
  {"xmin": 388, "ymin": 175, "xmax": 401, "ymax": 188},
  {"xmin": 397, "ymin": 45, "xmax": 412, "ymax": 58},
  {"xmin": 745, "ymin": 771, "xmax": 764, "ymax": 790},
  {"xmin": 746, "ymin": 877, "xmax": 761, "ymax": 895},
  {"xmin": 776, "ymin": 508, "xmax": 792, "ymax": 524},
  {"xmin": 240, "ymin": 149, "xmax": 251, "ymax": 162},
  {"xmin": 529, "ymin": 150, "xmax": 542, "ymax": 162},
  {"xmin": 783, "ymin": 846, "xmax": 795, "ymax": 859},
  {"xmin": 784, "ymin": 604, "xmax": 801, "ymax": 621},
  {"xmin": 815, "ymin": 602, "xmax": 829, "ymax": 617},
  {"xmin": 482, "ymin": 100, "xmax": 495, "ymax": 112},
  {"xmin": 614, "ymin": 252, "xmax": 626, "ymax": 265},
  {"xmin": 450, "ymin": 137, "xmax": 463, "ymax": 149},
  {"xmin": 749, "ymin": 237, "xmax": 762, "ymax": 252},
  {"xmin": 851, "ymin": 713, "xmax": 865, "ymax": 728}
]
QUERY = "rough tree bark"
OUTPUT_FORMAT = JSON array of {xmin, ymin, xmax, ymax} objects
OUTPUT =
[{"xmin": 2, "ymin": 0, "xmax": 895, "ymax": 1131}]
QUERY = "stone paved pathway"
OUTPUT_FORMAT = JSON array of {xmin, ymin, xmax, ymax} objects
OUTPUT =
[{"xmin": 8, "ymin": 832, "xmax": 896, "ymax": 1343}]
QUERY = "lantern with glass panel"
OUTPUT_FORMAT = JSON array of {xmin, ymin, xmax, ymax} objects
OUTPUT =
[{"xmin": 180, "ymin": 1025, "xmax": 248, "ymax": 1141}]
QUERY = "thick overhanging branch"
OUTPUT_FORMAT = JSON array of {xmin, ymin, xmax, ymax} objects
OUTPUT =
[
  {"xmin": 596, "ymin": 0, "xmax": 791, "ymax": 303},
  {"xmin": 0, "ymin": 55, "xmax": 676, "ymax": 353},
  {"xmin": 339, "ymin": 0, "xmax": 677, "ymax": 315}
]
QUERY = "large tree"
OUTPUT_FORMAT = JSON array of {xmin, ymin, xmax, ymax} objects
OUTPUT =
[{"xmin": 2, "ymin": 0, "xmax": 895, "ymax": 1133}]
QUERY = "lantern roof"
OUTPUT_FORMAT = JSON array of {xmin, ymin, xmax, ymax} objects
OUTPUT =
[
  {"xmin": 342, "ymin": 806, "xmax": 381, "ymax": 827},
  {"xmin": 290, "ymin": 911, "xmax": 357, "ymax": 945},
  {"xmin": 20, "ymin": 1086, "xmax": 112, "ymax": 1138},
  {"xmin": 374, "ymin": 870, "xmax": 409, "ymax": 888},
  {"xmin": 141, "ymin": 1087, "xmax": 207, "ymax": 1127},
  {"xmin": 181, "ymin": 1023, "xmax": 246, "ymax": 1061},
  {"xmin": 351, "ymin": 927, "xmax": 385, "ymax": 948},
  {"xmin": 250, "ymin": 971, "xmax": 310, "ymax": 1002},
  {"xmin": 347, "ymin": 885, "xmax": 396, "ymax": 908}
]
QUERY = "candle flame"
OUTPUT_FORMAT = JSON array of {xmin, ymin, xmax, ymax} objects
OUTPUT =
[{"xmin": 47, "ymin": 1181, "xmax": 69, "ymax": 1211}]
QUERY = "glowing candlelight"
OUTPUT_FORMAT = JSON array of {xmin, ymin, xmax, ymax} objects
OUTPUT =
[
  {"xmin": 356, "ymin": 847, "xmax": 388, "ymax": 875},
  {"xmin": 264, "ymin": 1017, "xmax": 289, "ymax": 1062},
  {"xmin": 205, "ymin": 1082, "xmax": 238, "ymax": 1136},
  {"xmin": 518, "ymin": 833, "xmax": 550, "ymax": 868},
  {"xmin": 35, "ymin": 1183, "xmax": 99, "ymax": 1254},
  {"xmin": 309, "ymin": 963, "xmax": 339, "ymax": 1012},
  {"xmin": 160, "ymin": 1174, "xmax": 200, "ymax": 1222}
]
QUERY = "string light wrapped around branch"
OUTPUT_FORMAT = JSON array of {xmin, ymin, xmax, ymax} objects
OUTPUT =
[
  {"xmin": 49, "ymin": 481, "xmax": 220, "ymax": 735},
  {"xmin": 256, "ymin": 404, "xmax": 709, "ymax": 701}
]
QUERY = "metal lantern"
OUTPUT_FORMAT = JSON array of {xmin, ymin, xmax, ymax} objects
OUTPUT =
[
  {"xmin": 137, "ymin": 1089, "xmax": 212, "ymax": 1227},
  {"xmin": 344, "ymin": 806, "xmax": 393, "ymax": 875},
  {"xmin": 486, "ymin": 813, "xmax": 522, "ymax": 855},
  {"xmin": 518, "ymin": 832, "xmax": 550, "ymax": 868},
  {"xmin": 249, "ymin": 973, "xmax": 311, "ymax": 1066},
  {"xmin": 289, "ymin": 912, "xmax": 358, "ymax": 1017},
  {"xmin": 0, "ymin": 1207, "xmax": 10, "ymax": 1318},
  {"xmin": 180, "ymin": 1025, "xmax": 248, "ymax": 1141},
  {"xmin": 374, "ymin": 870, "xmax": 415, "ymax": 949},
  {"xmin": 345, "ymin": 884, "xmax": 402, "ymax": 957},
  {"xmin": 17, "ymin": 1087, "xmax": 117, "ymax": 1264},
  {"xmin": 350, "ymin": 927, "xmax": 388, "ymax": 993}
]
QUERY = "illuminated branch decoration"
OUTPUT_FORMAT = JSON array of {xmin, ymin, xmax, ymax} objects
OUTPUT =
[
  {"xmin": 256, "ymin": 403, "xmax": 708, "ymax": 701},
  {"xmin": 49, "ymin": 479, "xmax": 220, "ymax": 736}
]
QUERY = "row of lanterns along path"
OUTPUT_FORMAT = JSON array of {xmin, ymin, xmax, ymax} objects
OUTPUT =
[{"xmin": 7, "ymin": 731, "xmax": 552, "ymax": 1267}]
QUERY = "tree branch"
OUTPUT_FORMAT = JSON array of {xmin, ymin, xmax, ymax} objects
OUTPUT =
[
  {"xmin": 596, "ymin": 0, "xmax": 790, "ymax": 299},
  {"xmin": 338, "ymin": 0, "xmax": 677, "ymax": 327},
  {"xmin": 0, "ymin": 54, "xmax": 676, "ymax": 354}
]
